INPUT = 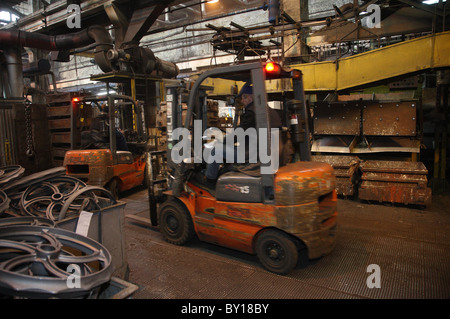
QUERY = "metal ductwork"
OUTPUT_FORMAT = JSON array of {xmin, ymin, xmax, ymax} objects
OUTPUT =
[
  {"xmin": 0, "ymin": 23, "xmax": 178, "ymax": 97},
  {"xmin": 1, "ymin": 48, "xmax": 23, "ymax": 99},
  {"xmin": 106, "ymin": 46, "xmax": 179, "ymax": 78},
  {"xmin": 0, "ymin": 25, "xmax": 114, "ymax": 75},
  {"xmin": 0, "ymin": 25, "xmax": 114, "ymax": 99},
  {"xmin": 104, "ymin": 2, "xmax": 179, "ymax": 78},
  {"xmin": 22, "ymin": 59, "xmax": 51, "ymax": 74}
]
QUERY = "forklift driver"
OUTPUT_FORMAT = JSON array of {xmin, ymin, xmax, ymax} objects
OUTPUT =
[
  {"xmin": 205, "ymin": 83, "xmax": 281, "ymax": 183},
  {"xmin": 81, "ymin": 106, "xmax": 129, "ymax": 152}
]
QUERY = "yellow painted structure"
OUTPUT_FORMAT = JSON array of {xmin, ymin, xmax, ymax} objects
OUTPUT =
[
  {"xmin": 291, "ymin": 31, "xmax": 450, "ymax": 92},
  {"xmin": 203, "ymin": 31, "xmax": 450, "ymax": 95}
]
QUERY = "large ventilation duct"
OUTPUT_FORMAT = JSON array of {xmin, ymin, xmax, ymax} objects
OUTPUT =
[
  {"xmin": 106, "ymin": 46, "xmax": 179, "ymax": 78},
  {"xmin": 0, "ymin": 25, "xmax": 114, "ymax": 75},
  {"xmin": 0, "ymin": 23, "xmax": 178, "ymax": 96}
]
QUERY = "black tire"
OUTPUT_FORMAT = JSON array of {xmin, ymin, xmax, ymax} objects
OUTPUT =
[
  {"xmin": 106, "ymin": 178, "xmax": 120, "ymax": 200},
  {"xmin": 255, "ymin": 229, "xmax": 299, "ymax": 275},
  {"xmin": 158, "ymin": 199, "xmax": 195, "ymax": 245},
  {"xmin": 142, "ymin": 162, "xmax": 149, "ymax": 188}
]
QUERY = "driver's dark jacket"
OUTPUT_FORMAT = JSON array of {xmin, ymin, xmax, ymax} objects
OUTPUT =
[{"xmin": 235, "ymin": 102, "xmax": 281, "ymax": 158}]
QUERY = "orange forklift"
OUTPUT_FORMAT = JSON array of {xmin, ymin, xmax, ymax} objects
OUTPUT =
[
  {"xmin": 64, "ymin": 94, "xmax": 148, "ymax": 199},
  {"xmin": 151, "ymin": 62, "xmax": 337, "ymax": 275}
]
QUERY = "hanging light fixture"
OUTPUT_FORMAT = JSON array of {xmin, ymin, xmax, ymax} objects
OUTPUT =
[{"xmin": 202, "ymin": 0, "xmax": 218, "ymax": 15}]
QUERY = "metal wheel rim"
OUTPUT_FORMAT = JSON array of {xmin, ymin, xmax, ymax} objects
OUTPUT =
[
  {"xmin": 263, "ymin": 240, "xmax": 286, "ymax": 265},
  {"xmin": 57, "ymin": 186, "xmax": 116, "ymax": 221},
  {"xmin": 0, "ymin": 190, "xmax": 10, "ymax": 214},
  {"xmin": 0, "ymin": 166, "xmax": 25, "ymax": 186},
  {"xmin": 0, "ymin": 217, "xmax": 56, "ymax": 228},
  {"xmin": 1, "ymin": 167, "xmax": 66, "ymax": 195},
  {"xmin": 20, "ymin": 176, "xmax": 87, "ymax": 220},
  {"xmin": 165, "ymin": 212, "xmax": 180, "ymax": 234},
  {"xmin": 0, "ymin": 225, "xmax": 113, "ymax": 298}
]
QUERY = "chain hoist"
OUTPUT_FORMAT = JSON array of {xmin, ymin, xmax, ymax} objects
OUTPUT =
[{"xmin": 25, "ymin": 100, "xmax": 35, "ymax": 158}]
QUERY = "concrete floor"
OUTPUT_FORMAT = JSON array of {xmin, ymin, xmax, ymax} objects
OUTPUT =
[{"xmin": 120, "ymin": 187, "xmax": 450, "ymax": 300}]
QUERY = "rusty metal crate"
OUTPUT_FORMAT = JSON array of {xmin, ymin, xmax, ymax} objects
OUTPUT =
[
  {"xmin": 51, "ymin": 132, "xmax": 72, "ymax": 144},
  {"xmin": 48, "ymin": 118, "xmax": 72, "ymax": 130},
  {"xmin": 359, "ymin": 160, "xmax": 432, "ymax": 206},
  {"xmin": 362, "ymin": 101, "xmax": 418, "ymax": 136},
  {"xmin": 46, "ymin": 92, "xmax": 74, "ymax": 104},
  {"xmin": 313, "ymin": 101, "xmax": 361, "ymax": 135},
  {"xmin": 313, "ymin": 100, "xmax": 419, "ymax": 138},
  {"xmin": 47, "ymin": 105, "xmax": 71, "ymax": 117},
  {"xmin": 312, "ymin": 155, "xmax": 360, "ymax": 196}
]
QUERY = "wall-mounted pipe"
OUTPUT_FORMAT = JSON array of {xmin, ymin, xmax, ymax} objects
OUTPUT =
[
  {"xmin": 1, "ymin": 64, "xmax": 9, "ymax": 98},
  {"xmin": 3, "ymin": 48, "xmax": 23, "ymax": 99}
]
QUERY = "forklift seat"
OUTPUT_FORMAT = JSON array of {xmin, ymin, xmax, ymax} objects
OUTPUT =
[{"xmin": 216, "ymin": 171, "xmax": 262, "ymax": 203}]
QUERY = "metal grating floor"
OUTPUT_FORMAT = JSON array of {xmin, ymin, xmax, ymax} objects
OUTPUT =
[{"xmin": 121, "ymin": 189, "xmax": 450, "ymax": 299}]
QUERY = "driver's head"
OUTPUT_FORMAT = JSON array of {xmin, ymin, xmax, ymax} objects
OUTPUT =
[{"xmin": 238, "ymin": 84, "xmax": 253, "ymax": 107}]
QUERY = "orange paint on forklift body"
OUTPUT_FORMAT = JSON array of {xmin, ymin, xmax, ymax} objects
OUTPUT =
[
  {"xmin": 64, "ymin": 149, "xmax": 145, "ymax": 192},
  {"xmin": 173, "ymin": 161, "xmax": 338, "ymax": 258}
]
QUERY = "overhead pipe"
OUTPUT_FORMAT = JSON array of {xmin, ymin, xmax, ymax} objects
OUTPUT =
[
  {"xmin": 106, "ymin": 45, "xmax": 179, "ymax": 78},
  {"xmin": 0, "ymin": 25, "xmax": 114, "ymax": 73},
  {"xmin": 22, "ymin": 59, "xmax": 51, "ymax": 74},
  {"xmin": 0, "ymin": 25, "xmax": 113, "ymax": 98},
  {"xmin": 22, "ymin": 59, "xmax": 58, "ymax": 94},
  {"xmin": 0, "ymin": 24, "xmax": 179, "ymax": 78},
  {"xmin": 0, "ymin": 21, "xmax": 179, "ymax": 87}
]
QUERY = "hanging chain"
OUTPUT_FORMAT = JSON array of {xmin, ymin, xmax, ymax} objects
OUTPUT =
[{"xmin": 25, "ymin": 100, "xmax": 35, "ymax": 158}]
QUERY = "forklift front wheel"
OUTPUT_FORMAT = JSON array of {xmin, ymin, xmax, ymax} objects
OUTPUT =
[
  {"xmin": 255, "ymin": 229, "xmax": 299, "ymax": 275},
  {"xmin": 106, "ymin": 178, "xmax": 120, "ymax": 200},
  {"xmin": 158, "ymin": 200, "xmax": 195, "ymax": 245}
]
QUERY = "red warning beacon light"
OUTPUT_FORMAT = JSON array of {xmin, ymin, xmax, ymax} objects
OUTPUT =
[{"xmin": 265, "ymin": 62, "xmax": 280, "ymax": 74}]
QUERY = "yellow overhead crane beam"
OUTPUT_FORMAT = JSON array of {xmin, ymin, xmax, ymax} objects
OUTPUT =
[
  {"xmin": 203, "ymin": 31, "xmax": 450, "ymax": 95},
  {"xmin": 291, "ymin": 31, "xmax": 450, "ymax": 92}
]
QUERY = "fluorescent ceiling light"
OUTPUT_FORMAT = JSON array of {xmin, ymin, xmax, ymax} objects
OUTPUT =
[
  {"xmin": 207, "ymin": 0, "xmax": 219, "ymax": 3},
  {"xmin": 422, "ymin": 0, "xmax": 446, "ymax": 4}
]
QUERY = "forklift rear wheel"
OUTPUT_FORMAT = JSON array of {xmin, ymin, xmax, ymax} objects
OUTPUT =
[
  {"xmin": 255, "ymin": 229, "xmax": 299, "ymax": 275},
  {"xmin": 158, "ymin": 200, "xmax": 195, "ymax": 245}
]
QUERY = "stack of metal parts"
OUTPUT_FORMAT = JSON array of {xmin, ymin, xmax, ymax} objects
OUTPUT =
[
  {"xmin": 358, "ymin": 160, "xmax": 432, "ymax": 207},
  {"xmin": 0, "ymin": 166, "xmax": 136, "ymax": 298},
  {"xmin": 0, "ymin": 223, "xmax": 114, "ymax": 298},
  {"xmin": 312, "ymin": 155, "xmax": 360, "ymax": 197},
  {"xmin": 0, "ymin": 166, "xmax": 116, "ymax": 221}
]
